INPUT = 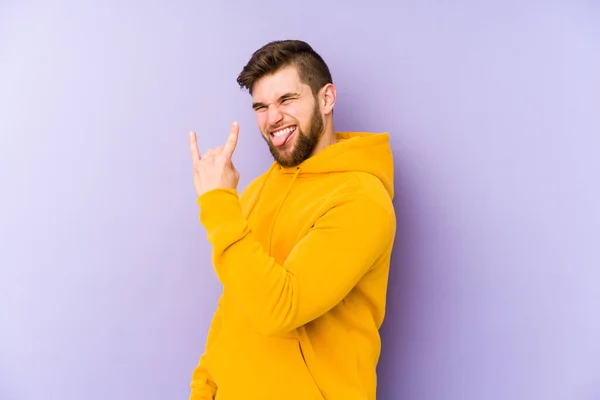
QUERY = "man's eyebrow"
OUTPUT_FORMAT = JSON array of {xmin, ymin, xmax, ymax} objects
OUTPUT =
[
  {"xmin": 251, "ymin": 92, "xmax": 301, "ymax": 109},
  {"xmin": 279, "ymin": 92, "xmax": 300, "ymax": 99}
]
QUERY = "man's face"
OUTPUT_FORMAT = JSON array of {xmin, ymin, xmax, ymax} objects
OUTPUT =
[{"xmin": 251, "ymin": 65, "xmax": 323, "ymax": 168}]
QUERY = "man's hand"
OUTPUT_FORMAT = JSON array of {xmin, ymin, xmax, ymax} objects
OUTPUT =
[{"xmin": 189, "ymin": 121, "xmax": 240, "ymax": 198}]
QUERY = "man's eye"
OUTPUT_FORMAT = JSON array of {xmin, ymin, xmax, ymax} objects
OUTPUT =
[
  {"xmin": 281, "ymin": 98, "xmax": 294, "ymax": 104},
  {"xmin": 254, "ymin": 106, "xmax": 267, "ymax": 112}
]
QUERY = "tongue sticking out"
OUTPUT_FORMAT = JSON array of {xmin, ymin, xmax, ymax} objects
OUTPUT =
[{"xmin": 271, "ymin": 127, "xmax": 296, "ymax": 147}]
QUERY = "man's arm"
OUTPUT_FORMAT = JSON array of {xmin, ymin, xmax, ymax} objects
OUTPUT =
[
  {"xmin": 197, "ymin": 188, "xmax": 395, "ymax": 335},
  {"xmin": 189, "ymin": 296, "xmax": 222, "ymax": 400}
]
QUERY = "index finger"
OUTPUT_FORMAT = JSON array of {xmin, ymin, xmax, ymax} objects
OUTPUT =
[{"xmin": 222, "ymin": 121, "xmax": 239, "ymax": 159}]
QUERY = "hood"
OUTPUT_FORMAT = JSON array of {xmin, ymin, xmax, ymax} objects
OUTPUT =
[{"xmin": 279, "ymin": 132, "xmax": 394, "ymax": 199}]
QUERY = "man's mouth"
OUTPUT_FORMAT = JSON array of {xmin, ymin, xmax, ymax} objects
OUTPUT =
[{"xmin": 270, "ymin": 125, "xmax": 297, "ymax": 147}]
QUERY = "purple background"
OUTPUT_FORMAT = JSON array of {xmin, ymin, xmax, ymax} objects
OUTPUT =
[{"xmin": 1, "ymin": 1, "xmax": 599, "ymax": 399}]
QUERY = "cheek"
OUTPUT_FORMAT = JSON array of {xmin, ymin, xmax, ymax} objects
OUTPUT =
[
  {"xmin": 281, "ymin": 103, "xmax": 308, "ymax": 124},
  {"xmin": 256, "ymin": 113, "xmax": 269, "ymax": 132}
]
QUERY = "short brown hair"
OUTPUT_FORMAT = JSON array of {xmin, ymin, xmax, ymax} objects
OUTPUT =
[{"xmin": 237, "ymin": 40, "xmax": 333, "ymax": 96}]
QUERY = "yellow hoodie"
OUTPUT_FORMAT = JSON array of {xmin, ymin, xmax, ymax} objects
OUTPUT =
[{"xmin": 189, "ymin": 132, "xmax": 396, "ymax": 400}]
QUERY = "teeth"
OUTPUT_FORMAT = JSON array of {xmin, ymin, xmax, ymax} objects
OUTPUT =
[{"xmin": 273, "ymin": 126, "xmax": 295, "ymax": 136}]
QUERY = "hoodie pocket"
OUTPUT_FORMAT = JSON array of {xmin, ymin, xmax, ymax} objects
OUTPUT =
[
  {"xmin": 205, "ymin": 330, "xmax": 325, "ymax": 400},
  {"xmin": 298, "ymin": 341, "xmax": 325, "ymax": 400}
]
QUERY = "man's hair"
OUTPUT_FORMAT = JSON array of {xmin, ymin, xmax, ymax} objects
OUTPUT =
[{"xmin": 237, "ymin": 40, "xmax": 333, "ymax": 96}]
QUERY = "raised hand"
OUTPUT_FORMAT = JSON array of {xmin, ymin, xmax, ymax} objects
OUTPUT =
[{"xmin": 189, "ymin": 121, "xmax": 240, "ymax": 198}]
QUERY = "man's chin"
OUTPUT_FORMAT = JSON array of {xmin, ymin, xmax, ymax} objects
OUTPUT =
[{"xmin": 272, "ymin": 151, "xmax": 294, "ymax": 167}]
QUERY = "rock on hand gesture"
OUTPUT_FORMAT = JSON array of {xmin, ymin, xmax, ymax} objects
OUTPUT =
[{"xmin": 189, "ymin": 122, "xmax": 240, "ymax": 198}]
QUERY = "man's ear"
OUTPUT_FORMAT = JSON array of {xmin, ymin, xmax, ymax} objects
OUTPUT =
[{"xmin": 319, "ymin": 83, "xmax": 336, "ymax": 115}]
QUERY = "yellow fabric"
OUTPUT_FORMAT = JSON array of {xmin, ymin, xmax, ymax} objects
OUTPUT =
[{"xmin": 189, "ymin": 132, "xmax": 396, "ymax": 400}]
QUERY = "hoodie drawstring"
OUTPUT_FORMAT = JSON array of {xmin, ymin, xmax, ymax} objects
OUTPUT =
[
  {"xmin": 242, "ymin": 163, "xmax": 276, "ymax": 220},
  {"xmin": 267, "ymin": 167, "xmax": 301, "ymax": 253}
]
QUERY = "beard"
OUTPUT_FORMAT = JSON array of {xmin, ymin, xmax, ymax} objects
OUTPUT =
[{"xmin": 264, "ymin": 101, "xmax": 324, "ymax": 168}]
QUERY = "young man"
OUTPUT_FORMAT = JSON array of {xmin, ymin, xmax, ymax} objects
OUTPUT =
[{"xmin": 188, "ymin": 40, "xmax": 396, "ymax": 400}]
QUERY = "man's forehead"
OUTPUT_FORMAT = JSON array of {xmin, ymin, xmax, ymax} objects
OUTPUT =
[{"xmin": 251, "ymin": 66, "xmax": 304, "ymax": 101}]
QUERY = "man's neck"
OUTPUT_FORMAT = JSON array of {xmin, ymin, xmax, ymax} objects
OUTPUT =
[{"xmin": 311, "ymin": 118, "xmax": 337, "ymax": 156}]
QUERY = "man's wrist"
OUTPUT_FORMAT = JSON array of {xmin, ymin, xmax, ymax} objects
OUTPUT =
[{"xmin": 197, "ymin": 188, "xmax": 243, "ymax": 237}]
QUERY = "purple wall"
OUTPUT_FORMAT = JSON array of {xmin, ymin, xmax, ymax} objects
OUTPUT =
[{"xmin": 1, "ymin": 1, "xmax": 599, "ymax": 399}]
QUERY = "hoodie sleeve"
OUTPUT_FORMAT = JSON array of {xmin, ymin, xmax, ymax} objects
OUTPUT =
[
  {"xmin": 197, "ymin": 188, "xmax": 395, "ymax": 336},
  {"xmin": 189, "ymin": 296, "xmax": 222, "ymax": 400}
]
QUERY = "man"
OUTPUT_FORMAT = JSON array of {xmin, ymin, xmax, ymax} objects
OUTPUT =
[{"xmin": 188, "ymin": 40, "xmax": 396, "ymax": 400}]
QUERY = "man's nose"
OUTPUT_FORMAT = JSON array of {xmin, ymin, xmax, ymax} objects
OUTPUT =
[{"xmin": 267, "ymin": 105, "xmax": 283, "ymax": 126}]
